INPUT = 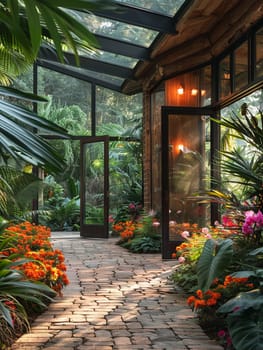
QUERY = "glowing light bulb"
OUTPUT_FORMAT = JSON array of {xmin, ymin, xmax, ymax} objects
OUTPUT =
[
  {"xmin": 177, "ymin": 86, "xmax": 184, "ymax": 95},
  {"xmin": 178, "ymin": 144, "xmax": 184, "ymax": 152}
]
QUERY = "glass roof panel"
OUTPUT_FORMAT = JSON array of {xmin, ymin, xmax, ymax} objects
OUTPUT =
[
  {"xmin": 115, "ymin": 0, "xmax": 187, "ymax": 16},
  {"xmin": 68, "ymin": 11, "xmax": 158, "ymax": 47},
  {"xmin": 64, "ymin": 64, "xmax": 125, "ymax": 86},
  {"xmin": 78, "ymin": 48, "xmax": 138, "ymax": 68}
]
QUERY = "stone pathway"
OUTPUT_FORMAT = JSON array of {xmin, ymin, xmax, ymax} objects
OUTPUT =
[{"xmin": 12, "ymin": 233, "xmax": 222, "ymax": 350}]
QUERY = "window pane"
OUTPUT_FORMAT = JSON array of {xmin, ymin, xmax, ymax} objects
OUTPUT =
[
  {"xmin": 200, "ymin": 65, "xmax": 212, "ymax": 106},
  {"xmin": 168, "ymin": 114, "xmax": 210, "ymax": 228},
  {"xmin": 256, "ymin": 27, "xmax": 263, "ymax": 79},
  {"xmin": 234, "ymin": 41, "xmax": 248, "ymax": 91},
  {"xmin": 219, "ymin": 56, "xmax": 231, "ymax": 99},
  {"xmin": 68, "ymin": 11, "xmax": 157, "ymax": 47},
  {"xmin": 95, "ymin": 86, "xmax": 142, "ymax": 136},
  {"xmin": 10, "ymin": 68, "xmax": 34, "ymax": 110},
  {"xmin": 78, "ymin": 49, "xmax": 138, "ymax": 68},
  {"xmin": 116, "ymin": 0, "xmax": 186, "ymax": 16},
  {"xmin": 37, "ymin": 67, "xmax": 92, "ymax": 135},
  {"xmin": 220, "ymin": 90, "xmax": 263, "ymax": 201},
  {"xmin": 165, "ymin": 66, "xmax": 211, "ymax": 107}
]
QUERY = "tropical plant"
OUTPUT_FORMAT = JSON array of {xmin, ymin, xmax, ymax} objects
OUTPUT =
[
  {"xmin": 197, "ymin": 239, "xmax": 234, "ymax": 291},
  {"xmin": 217, "ymin": 289, "xmax": 263, "ymax": 350},
  {"xmin": 38, "ymin": 176, "xmax": 80, "ymax": 231},
  {"xmin": 210, "ymin": 107, "xmax": 263, "ymax": 212},
  {"xmin": 115, "ymin": 211, "xmax": 161, "ymax": 253},
  {"xmin": 215, "ymin": 246, "xmax": 263, "ymax": 350},
  {"xmin": 0, "ymin": 0, "xmax": 116, "ymax": 172},
  {"xmin": 0, "ymin": 165, "xmax": 42, "ymax": 219}
]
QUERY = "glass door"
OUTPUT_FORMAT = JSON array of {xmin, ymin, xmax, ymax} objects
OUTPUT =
[
  {"xmin": 80, "ymin": 136, "xmax": 109, "ymax": 238},
  {"xmin": 161, "ymin": 107, "xmax": 216, "ymax": 259}
]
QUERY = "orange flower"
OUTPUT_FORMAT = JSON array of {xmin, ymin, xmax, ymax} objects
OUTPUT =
[{"xmin": 2, "ymin": 222, "xmax": 69, "ymax": 294}]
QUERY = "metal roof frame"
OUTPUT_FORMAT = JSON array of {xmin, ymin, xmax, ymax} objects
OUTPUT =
[{"xmin": 37, "ymin": 0, "xmax": 192, "ymax": 93}]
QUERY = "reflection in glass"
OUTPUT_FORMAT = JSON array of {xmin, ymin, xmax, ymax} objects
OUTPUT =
[
  {"xmin": 77, "ymin": 48, "xmax": 138, "ymax": 68},
  {"xmin": 116, "ymin": 0, "xmax": 186, "ymax": 16},
  {"xmin": 256, "ymin": 27, "xmax": 263, "ymax": 78},
  {"xmin": 84, "ymin": 142, "xmax": 104, "ymax": 224},
  {"xmin": 37, "ymin": 66, "xmax": 92, "ymax": 134},
  {"xmin": 234, "ymin": 41, "xmax": 248, "ymax": 91},
  {"xmin": 95, "ymin": 86, "xmax": 142, "ymax": 134},
  {"xmin": 165, "ymin": 66, "xmax": 211, "ymax": 107},
  {"xmin": 219, "ymin": 56, "xmax": 231, "ymax": 99},
  {"xmin": 168, "ymin": 114, "xmax": 210, "ymax": 240},
  {"xmin": 67, "ymin": 11, "xmax": 157, "ymax": 47}
]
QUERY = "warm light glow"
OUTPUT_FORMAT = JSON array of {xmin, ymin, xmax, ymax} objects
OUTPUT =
[
  {"xmin": 201, "ymin": 89, "xmax": 206, "ymax": 96},
  {"xmin": 178, "ymin": 144, "xmax": 184, "ymax": 152},
  {"xmin": 191, "ymin": 88, "xmax": 198, "ymax": 96},
  {"xmin": 177, "ymin": 86, "xmax": 184, "ymax": 95}
]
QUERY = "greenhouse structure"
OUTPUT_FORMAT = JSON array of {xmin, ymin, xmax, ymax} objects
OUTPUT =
[{"xmin": 8, "ymin": 0, "xmax": 263, "ymax": 258}]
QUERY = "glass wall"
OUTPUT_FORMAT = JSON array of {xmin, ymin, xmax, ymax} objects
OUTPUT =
[
  {"xmin": 167, "ymin": 113, "xmax": 210, "ymax": 227},
  {"xmin": 219, "ymin": 55, "xmax": 231, "ymax": 99},
  {"xmin": 95, "ymin": 86, "xmax": 142, "ymax": 136},
  {"xmin": 234, "ymin": 41, "xmax": 248, "ymax": 91},
  {"xmin": 256, "ymin": 27, "xmax": 263, "ymax": 79},
  {"xmin": 37, "ymin": 67, "xmax": 92, "ymax": 134},
  {"xmin": 165, "ymin": 66, "xmax": 211, "ymax": 107},
  {"xmin": 220, "ymin": 89, "xmax": 263, "ymax": 211}
]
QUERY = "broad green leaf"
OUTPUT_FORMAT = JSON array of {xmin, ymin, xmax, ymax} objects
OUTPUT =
[
  {"xmin": 228, "ymin": 316, "xmax": 263, "ymax": 350},
  {"xmin": 0, "ymin": 301, "xmax": 13, "ymax": 327},
  {"xmin": 197, "ymin": 238, "xmax": 233, "ymax": 291},
  {"xmin": 23, "ymin": 0, "xmax": 41, "ymax": 55}
]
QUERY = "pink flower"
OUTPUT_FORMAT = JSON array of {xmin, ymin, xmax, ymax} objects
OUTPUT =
[
  {"xmin": 181, "ymin": 230, "xmax": 190, "ymax": 239},
  {"xmin": 108, "ymin": 215, "xmax": 114, "ymax": 223},
  {"xmin": 217, "ymin": 330, "xmax": 226, "ymax": 338},
  {"xmin": 178, "ymin": 256, "xmax": 185, "ymax": 263},
  {"xmin": 242, "ymin": 210, "xmax": 263, "ymax": 235},
  {"xmin": 222, "ymin": 215, "xmax": 236, "ymax": 227},
  {"xmin": 201, "ymin": 227, "xmax": 209, "ymax": 234}
]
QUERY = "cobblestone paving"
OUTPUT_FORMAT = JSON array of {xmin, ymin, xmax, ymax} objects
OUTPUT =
[{"xmin": 12, "ymin": 233, "xmax": 223, "ymax": 350}]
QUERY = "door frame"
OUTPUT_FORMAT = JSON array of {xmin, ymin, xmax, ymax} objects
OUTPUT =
[
  {"xmin": 161, "ymin": 106, "xmax": 218, "ymax": 259},
  {"xmin": 80, "ymin": 136, "xmax": 109, "ymax": 238}
]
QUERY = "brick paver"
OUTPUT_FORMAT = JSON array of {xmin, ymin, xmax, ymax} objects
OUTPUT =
[{"xmin": 11, "ymin": 232, "xmax": 223, "ymax": 350}]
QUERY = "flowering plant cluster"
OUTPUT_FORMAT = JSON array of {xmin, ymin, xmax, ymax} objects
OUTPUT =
[
  {"xmin": 171, "ymin": 224, "xmax": 235, "ymax": 263},
  {"xmin": 1, "ymin": 221, "xmax": 69, "ymax": 295},
  {"xmin": 113, "ymin": 209, "xmax": 161, "ymax": 253},
  {"xmin": 187, "ymin": 275, "xmax": 254, "ymax": 312},
  {"xmin": 112, "ymin": 220, "xmax": 137, "ymax": 241},
  {"xmin": 242, "ymin": 210, "xmax": 263, "ymax": 244}
]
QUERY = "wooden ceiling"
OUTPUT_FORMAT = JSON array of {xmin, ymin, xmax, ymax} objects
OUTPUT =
[{"xmin": 122, "ymin": 0, "xmax": 263, "ymax": 94}]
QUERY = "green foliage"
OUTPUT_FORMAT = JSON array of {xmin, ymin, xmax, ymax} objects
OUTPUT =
[
  {"xmin": 217, "ymin": 289, "xmax": 263, "ymax": 350},
  {"xmin": 116, "ymin": 211, "xmax": 161, "ymax": 253},
  {"xmin": 197, "ymin": 239, "xmax": 234, "ymax": 291},
  {"xmin": 170, "ymin": 263, "xmax": 198, "ymax": 292},
  {"xmin": 211, "ymin": 108, "xmax": 263, "ymax": 211},
  {"xmin": 39, "ymin": 180, "xmax": 80, "ymax": 231},
  {"xmin": 0, "ymin": 165, "xmax": 42, "ymax": 220},
  {"xmin": 0, "ymin": 87, "xmax": 68, "ymax": 173},
  {"xmin": 85, "ymin": 206, "xmax": 104, "ymax": 225},
  {"xmin": 0, "ymin": 257, "xmax": 55, "ymax": 326},
  {"xmin": 122, "ymin": 235, "xmax": 161, "ymax": 253}
]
